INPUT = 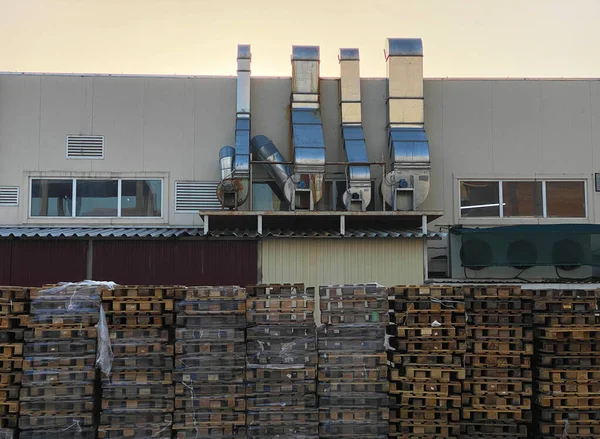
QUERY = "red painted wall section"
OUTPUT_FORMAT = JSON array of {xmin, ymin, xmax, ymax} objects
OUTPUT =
[
  {"xmin": 0, "ymin": 241, "xmax": 12, "ymax": 285},
  {"xmin": 10, "ymin": 240, "xmax": 88, "ymax": 286}
]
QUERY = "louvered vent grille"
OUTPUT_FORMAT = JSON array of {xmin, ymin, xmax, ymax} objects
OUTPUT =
[
  {"xmin": 175, "ymin": 181, "xmax": 221, "ymax": 212},
  {"xmin": 66, "ymin": 135, "xmax": 104, "ymax": 159},
  {"xmin": 0, "ymin": 187, "xmax": 19, "ymax": 206}
]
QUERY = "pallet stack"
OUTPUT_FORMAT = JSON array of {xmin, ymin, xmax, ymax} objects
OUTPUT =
[
  {"xmin": 19, "ymin": 283, "xmax": 100, "ymax": 439},
  {"xmin": 0, "ymin": 287, "xmax": 31, "ymax": 438},
  {"xmin": 99, "ymin": 286, "xmax": 176, "ymax": 439},
  {"xmin": 318, "ymin": 284, "xmax": 389, "ymax": 439},
  {"xmin": 463, "ymin": 286, "xmax": 533, "ymax": 439},
  {"xmin": 173, "ymin": 286, "xmax": 247, "ymax": 439},
  {"xmin": 387, "ymin": 286, "xmax": 465, "ymax": 439},
  {"xmin": 245, "ymin": 283, "xmax": 318, "ymax": 439},
  {"xmin": 532, "ymin": 288, "xmax": 600, "ymax": 439}
]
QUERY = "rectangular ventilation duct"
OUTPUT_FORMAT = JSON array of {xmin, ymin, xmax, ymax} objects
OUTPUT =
[
  {"xmin": 381, "ymin": 38, "xmax": 431, "ymax": 211},
  {"xmin": 0, "ymin": 187, "xmax": 19, "ymax": 206},
  {"xmin": 175, "ymin": 181, "xmax": 221, "ymax": 212},
  {"xmin": 338, "ymin": 48, "xmax": 371, "ymax": 211},
  {"xmin": 66, "ymin": 135, "xmax": 104, "ymax": 159}
]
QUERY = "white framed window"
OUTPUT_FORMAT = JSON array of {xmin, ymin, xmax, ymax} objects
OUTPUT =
[
  {"xmin": 30, "ymin": 178, "xmax": 163, "ymax": 218},
  {"xmin": 459, "ymin": 179, "xmax": 586, "ymax": 219}
]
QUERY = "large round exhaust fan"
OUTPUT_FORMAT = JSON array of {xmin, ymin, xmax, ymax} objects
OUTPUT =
[
  {"xmin": 551, "ymin": 239, "xmax": 584, "ymax": 271},
  {"xmin": 506, "ymin": 240, "xmax": 537, "ymax": 270},
  {"xmin": 460, "ymin": 238, "xmax": 493, "ymax": 271}
]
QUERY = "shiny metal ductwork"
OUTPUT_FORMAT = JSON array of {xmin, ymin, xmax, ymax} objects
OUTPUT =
[
  {"xmin": 250, "ymin": 135, "xmax": 294, "ymax": 204},
  {"xmin": 339, "ymin": 48, "xmax": 371, "ymax": 211},
  {"xmin": 381, "ymin": 38, "xmax": 431, "ymax": 211},
  {"xmin": 216, "ymin": 44, "xmax": 252, "ymax": 209},
  {"xmin": 290, "ymin": 45, "xmax": 326, "ymax": 210}
]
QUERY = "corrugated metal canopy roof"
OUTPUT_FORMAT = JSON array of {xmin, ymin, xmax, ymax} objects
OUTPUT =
[{"xmin": 0, "ymin": 226, "xmax": 445, "ymax": 239}]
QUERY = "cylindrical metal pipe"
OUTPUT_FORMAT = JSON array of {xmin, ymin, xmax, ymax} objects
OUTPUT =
[
  {"xmin": 219, "ymin": 146, "xmax": 235, "ymax": 181},
  {"xmin": 250, "ymin": 135, "xmax": 294, "ymax": 204}
]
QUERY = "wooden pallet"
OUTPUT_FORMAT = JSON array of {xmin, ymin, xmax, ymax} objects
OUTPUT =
[
  {"xmin": 176, "ymin": 327, "xmax": 244, "ymax": 342},
  {"xmin": 535, "ymin": 327, "xmax": 600, "ymax": 340},
  {"xmin": 0, "ymin": 286, "xmax": 34, "ymax": 302},
  {"xmin": 536, "ymin": 340, "xmax": 600, "ymax": 354},
  {"xmin": 462, "ymin": 408, "xmax": 531, "ymax": 422},
  {"xmin": 319, "ymin": 297, "xmax": 387, "ymax": 312},
  {"xmin": 390, "ymin": 300, "xmax": 466, "ymax": 313},
  {"xmin": 175, "ymin": 395, "xmax": 245, "ymax": 410},
  {"xmin": 391, "ymin": 393, "xmax": 461, "ymax": 408},
  {"xmin": 175, "ymin": 341, "xmax": 245, "ymax": 355},
  {"xmin": 20, "ymin": 368, "xmax": 95, "ymax": 385},
  {"xmin": 537, "ymin": 381, "xmax": 600, "ymax": 395},
  {"xmin": 0, "ymin": 417, "xmax": 17, "ymax": 429},
  {"xmin": 175, "ymin": 314, "xmax": 247, "ymax": 328},
  {"xmin": 248, "ymin": 394, "xmax": 316, "ymax": 409},
  {"xmin": 0, "ymin": 301, "xmax": 28, "ymax": 315},
  {"xmin": 318, "ymin": 366, "xmax": 387, "ymax": 381},
  {"xmin": 174, "ymin": 353, "xmax": 245, "ymax": 369},
  {"xmin": 18, "ymin": 413, "xmax": 94, "ymax": 429},
  {"xmin": 463, "ymin": 394, "xmax": 531, "ymax": 409},
  {"xmin": 24, "ymin": 340, "xmax": 95, "ymax": 355},
  {"xmin": 536, "ymin": 368, "xmax": 600, "ymax": 383},
  {"xmin": 319, "ymin": 407, "xmax": 389, "ymax": 422},
  {"xmin": 390, "ymin": 338, "xmax": 466, "ymax": 353},
  {"xmin": 391, "ymin": 366, "xmax": 465, "ymax": 382},
  {"xmin": 101, "ymin": 398, "xmax": 174, "ymax": 411},
  {"xmin": 468, "ymin": 313, "xmax": 532, "ymax": 326},
  {"xmin": 467, "ymin": 326, "xmax": 533, "ymax": 340},
  {"xmin": 540, "ymin": 410, "xmax": 600, "ymax": 422},
  {"xmin": 534, "ymin": 299, "xmax": 598, "ymax": 312},
  {"xmin": 175, "ymin": 427, "xmax": 246, "ymax": 439},
  {"xmin": 108, "ymin": 314, "xmax": 173, "ymax": 327},
  {"xmin": 106, "ymin": 370, "xmax": 173, "ymax": 385},
  {"xmin": 320, "ymin": 312, "xmax": 389, "ymax": 325},
  {"xmin": 175, "ymin": 382, "xmax": 245, "ymax": 396},
  {"xmin": 388, "ymin": 285, "xmax": 461, "ymax": 300},
  {"xmin": 468, "ymin": 367, "xmax": 532, "ymax": 380},
  {"xmin": 534, "ymin": 313, "xmax": 598, "ymax": 325},
  {"xmin": 319, "ymin": 422, "xmax": 389, "ymax": 437},
  {"xmin": 23, "ymin": 355, "xmax": 95, "ymax": 370},
  {"xmin": 390, "ymin": 408, "xmax": 460, "ymax": 422},
  {"xmin": 319, "ymin": 284, "xmax": 387, "ymax": 300},
  {"xmin": 112, "ymin": 341, "xmax": 173, "ymax": 356},
  {"xmin": 102, "ymin": 383, "xmax": 174, "ymax": 399},
  {"xmin": 245, "ymin": 409, "xmax": 318, "ymax": 424},
  {"xmin": 104, "ymin": 299, "xmax": 174, "ymax": 314},
  {"xmin": 110, "ymin": 328, "xmax": 169, "ymax": 341},
  {"xmin": 393, "ymin": 326, "xmax": 466, "ymax": 338},
  {"xmin": 246, "ymin": 425, "xmax": 314, "ymax": 438},
  {"xmin": 27, "ymin": 313, "xmax": 98, "ymax": 328},
  {"xmin": 536, "ymin": 354, "xmax": 600, "ymax": 367},
  {"xmin": 318, "ymin": 352, "xmax": 387, "ymax": 367},
  {"xmin": 463, "ymin": 380, "xmax": 532, "ymax": 395},
  {"xmin": 466, "ymin": 299, "xmax": 532, "ymax": 312},
  {"xmin": 100, "ymin": 412, "xmax": 172, "ymax": 426},
  {"xmin": 0, "ymin": 358, "xmax": 22, "ymax": 372},
  {"xmin": 177, "ymin": 299, "xmax": 246, "ymax": 314},
  {"xmin": 111, "ymin": 355, "xmax": 173, "ymax": 370},
  {"xmin": 464, "ymin": 354, "xmax": 530, "ymax": 368},
  {"xmin": 177, "ymin": 285, "xmax": 246, "ymax": 300},
  {"xmin": 389, "ymin": 380, "xmax": 462, "ymax": 396},
  {"xmin": 173, "ymin": 412, "xmax": 246, "ymax": 427},
  {"xmin": 247, "ymin": 311, "xmax": 314, "ymax": 324},
  {"xmin": 469, "ymin": 340, "xmax": 533, "ymax": 355},
  {"xmin": 247, "ymin": 283, "xmax": 305, "ymax": 297},
  {"xmin": 98, "ymin": 426, "xmax": 172, "ymax": 439},
  {"xmin": 102, "ymin": 285, "xmax": 181, "ymax": 299},
  {"xmin": 20, "ymin": 383, "xmax": 94, "ymax": 400},
  {"xmin": 539, "ymin": 422, "xmax": 600, "ymax": 437},
  {"xmin": 24, "ymin": 327, "xmax": 97, "ymax": 340},
  {"xmin": 536, "ymin": 395, "xmax": 600, "ymax": 409},
  {"xmin": 248, "ymin": 297, "xmax": 314, "ymax": 312},
  {"xmin": 529, "ymin": 289, "xmax": 600, "ymax": 299},
  {"xmin": 0, "ymin": 386, "xmax": 19, "ymax": 401},
  {"xmin": 0, "ymin": 343, "xmax": 22, "ymax": 357},
  {"xmin": 462, "ymin": 286, "xmax": 526, "ymax": 298},
  {"xmin": 0, "ymin": 329, "xmax": 24, "ymax": 343},
  {"xmin": 318, "ymin": 381, "xmax": 387, "ymax": 394},
  {"xmin": 0, "ymin": 372, "xmax": 21, "ymax": 387},
  {"xmin": 389, "ymin": 421, "xmax": 461, "ymax": 436},
  {"xmin": 19, "ymin": 399, "xmax": 94, "ymax": 414},
  {"xmin": 246, "ymin": 366, "xmax": 315, "ymax": 381},
  {"xmin": 388, "ymin": 352, "xmax": 462, "ymax": 367},
  {"xmin": 0, "ymin": 315, "xmax": 29, "ymax": 330},
  {"xmin": 395, "ymin": 312, "xmax": 466, "ymax": 326},
  {"xmin": 460, "ymin": 423, "xmax": 529, "ymax": 436},
  {"xmin": 175, "ymin": 369, "xmax": 244, "ymax": 384}
]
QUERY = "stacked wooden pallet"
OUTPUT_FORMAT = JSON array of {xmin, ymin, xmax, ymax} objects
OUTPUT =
[
  {"xmin": 0, "ymin": 287, "xmax": 31, "ymax": 438},
  {"xmin": 173, "ymin": 286, "xmax": 247, "ymax": 439},
  {"xmin": 246, "ymin": 284, "xmax": 318, "ymax": 439},
  {"xmin": 99, "ymin": 286, "xmax": 176, "ymax": 439},
  {"xmin": 318, "ymin": 284, "xmax": 389, "ymax": 439},
  {"xmin": 19, "ymin": 283, "xmax": 100, "ymax": 439},
  {"xmin": 463, "ymin": 286, "xmax": 533, "ymax": 439},
  {"xmin": 388, "ymin": 286, "xmax": 465, "ymax": 439},
  {"xmin": 532, "ymin": 288, "xmax": 600, "ymax": 439}
]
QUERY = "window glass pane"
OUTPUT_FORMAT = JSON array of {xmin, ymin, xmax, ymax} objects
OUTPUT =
[
  {"xmin": 76, "ymin": 180, "xmax": 118, "ymax": 217},
  {"xmin": 31, "ymin": 179, "xmax": 73, "ymax": 217},
  {"xmin": 502, "ymin": 181, "xmax": 543, "ymax": 217},
  {"xmin": 252, "ymin": 183, "xmax": 288, "ymax": 211},
  {"xmin": 460, "ymin": 181, "xmax": 500, "ymax": 217},
  {"xmin": 121, "ymin": 180, "xmax": 162, "ymax": 217},
  {"xmin": 546, "ymin": 181, "xmax": 586, "ymax": 218}
]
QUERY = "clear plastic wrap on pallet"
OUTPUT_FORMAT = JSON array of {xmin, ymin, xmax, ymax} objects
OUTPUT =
[
  {"xmin": 246, "ymin": 364, "xmax": 316, "ymax": 381},
  {"xmin": 318, "ymin": 381, "xmax": 389, "ymax": 394},
  {"xmin": 0, "ymin": 429, "xmax": 13, "ymax": 439},
  {"xmin": 174, "ymin": 368, "xmax": 245, "ymax": 384},
  {"xmin": 247, "ymin": 424, "xmax": 318, "ymax": 439},
  {"xmin": 173, "ymin": 427, "xmax": 246, "ymax": 439},
  {"xmin": 101, "ymin": 398, "xmax": 174, "ymax": 412},
  {"xmin": 318, "ymin": 283, "xmax": 387, "ymax": 300},
  {"xmin": 247, "ymin": 295, "xmax": 315, "ymax": 312},
  {"xmin": 19, "ymin": 413, "xmax": 94, "ymax": 430},
  {"xmin": 176, "ymin": 299, "xmax": 246, "ymax": 314},
  {"xmin": 318, "ymin": 351, "xmax": 387, "ymax": 367},
  {"xmin": 317, "ymin": 324, "xmax": 386, "ymax": 352},
  {"xmin": 318, "ymin": 421, "xmax": 389, "ymax": 438},
  {"xmin": 110, "ymin": 354, "xmax": 173, "ymax": 370},
  {"xmin": 101, "ymin": 382, "xmax": 174, "ymax": 399},
  {"xmin": 21, "ymin": 368, "xmax": 96, "ymax": 385},
  {"xmin": 318, "ymin": 392, "xmax": 389, "ymax": 407},
  {"xmin": 175, "ymin": 381, "xmax": 245, "ymax": 396},
  {"xmin": 246, "ymin": 329, "xmax": 317, "ymax": 366},
  {"xmin": 246, "ymin": 310, "xmax": 314, "ymax": 324},
  {"xmin": 320, "ymin": 310, "xmax": 389, "ymax": 325},
  {"xmin": 176, "ymin": 313, "xmax": 246, "ymax": 328},
  {"xmin": 19, "ymin": 430, "xmax": 97, "ymax": 439},
  {"xmin": 317, "ymin": 365, "xmax": 388, "ymax": 381},
  {"xmin": 98, "ymin": 427, "xmax": 172, "ymax": 439},
  {"xmin": 247, "ymin": 394, "xmax": 317, "ymax": 410},
  {"xmin": 247, "ymin": 380, "xmax": 316, "ymax": 395},
  {"xmin": 175, "ymin": 327, "xmax": 244, "ymax": 342},
  {"xmin": 100, "ymin": 412, "xmax": 172, "ymax": 427},
  {"xmin": 181, "ymin": 285, "xmax": 246, "ymax": 300},
  {"xmin": 175, "ymin": 353, "xmax": 245, "ymax": 369},
  {"xmin": 319, "ymin": 297, "xmax": 388, "ymax": 313},
  {"xmin": 247, "ymin": 284, "xmax": 305, "ymax": 297},
  {"xmin": 175, "ymin": 340, "xmax": 245, "ymax": 355}
]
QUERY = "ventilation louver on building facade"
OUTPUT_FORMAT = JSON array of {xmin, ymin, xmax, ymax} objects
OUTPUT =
[
  {"xmin": 0, "ymin": 187, "xmax": 19, "ymax": 206},
  {"xmin": 175, "ymin": 181, "xmax": 221, "ymax": 212},
  {"xmin": 66, "ymin": 135, "xmax": 105, "ymax": 159}
]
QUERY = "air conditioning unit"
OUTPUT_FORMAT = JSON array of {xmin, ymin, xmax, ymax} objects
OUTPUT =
[{"xmin": 455, "ymin": 229, "xmax": 591, "ymax": 279}]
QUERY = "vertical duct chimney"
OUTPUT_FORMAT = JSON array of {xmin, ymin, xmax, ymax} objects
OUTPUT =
[
  {"xmin": 217, "ymin": 44, "xmax": 252, "ymax": 209},
  {"xmin": 290, "ymin": 46, "xmax": 326, "ymax": 210},
  {"xmin": 381, "ymin": 38, "xmax": 431, "ymax": 210},
  {"xmin": 339, "ymin": 48, "xmax": 371, "ymax": 211}
]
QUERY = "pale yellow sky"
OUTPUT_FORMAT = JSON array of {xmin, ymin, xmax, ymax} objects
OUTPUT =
[{"xmin": 1, "ymin": 0, "xmax": 599, "ymax": 78}]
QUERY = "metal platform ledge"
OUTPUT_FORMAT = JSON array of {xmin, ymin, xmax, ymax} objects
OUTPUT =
[{"xmin": 198, "ymin": 210, "xmax": 444, "ymax": 236}]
